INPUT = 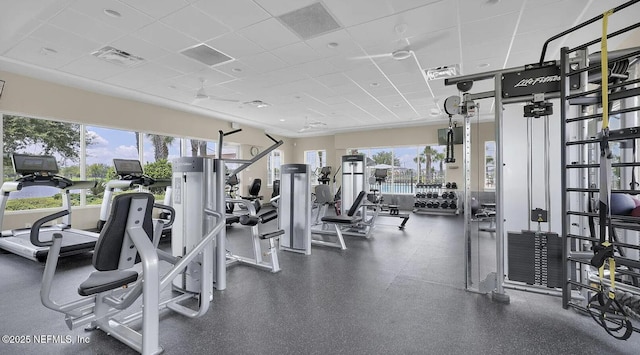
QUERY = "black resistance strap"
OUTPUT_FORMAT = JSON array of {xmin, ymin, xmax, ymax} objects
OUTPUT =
[{"xmin": 445, "ymin": 115, "xmax": 455, "ymax": 163}]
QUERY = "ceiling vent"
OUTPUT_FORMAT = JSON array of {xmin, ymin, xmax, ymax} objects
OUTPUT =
[
  {"xmin": 278, "ymin": 2, "xmax": 341, "ymax": 40},
  {"xmin": 92, "ymin": 46, "xmax": 145, "ymax": 67},
  {"xmin": 180, "ymin": 44, "xmax": 233, "ymax": 67},
  {"xmin": 425, "ymin": 64, "xmax": 460, "ymax": 80}
]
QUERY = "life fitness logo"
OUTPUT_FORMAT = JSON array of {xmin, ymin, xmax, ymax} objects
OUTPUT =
[{"xmin": 514, "ymin": 75, "xmax": 561, "ymax": 88}]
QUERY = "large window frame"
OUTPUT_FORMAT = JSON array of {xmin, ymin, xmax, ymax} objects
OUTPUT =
[{"xmin": 0, "ymin": 113, "xmax": 247, "ymax": 211}]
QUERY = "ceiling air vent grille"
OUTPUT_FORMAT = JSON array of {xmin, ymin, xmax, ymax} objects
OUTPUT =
[
  {"xmin": 180, "ymin": 44, "xmax": 233, "ymax": 67},
  {"xmin": 92, "ymin": 46, "xmax": 145, "ymax": 67},
  {"xmin": 278, "ymin": 2, "xmax": 341, "ymax": 40}
]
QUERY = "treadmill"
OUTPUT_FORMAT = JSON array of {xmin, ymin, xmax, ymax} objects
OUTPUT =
[
  {"xmin": 97, "ymin": 159, "xmax": 173, "ymax": 233},
  {"xmin": 0, "ymin": 154, "xmax": 99, "ymax": 262}
]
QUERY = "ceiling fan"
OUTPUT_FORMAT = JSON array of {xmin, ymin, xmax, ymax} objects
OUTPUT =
[
  {"xmin": 350, "ymin": 24, "xmax": 448, "ymax": 61},
  {"xmin": 193, "ymin": 78, "xmax": 239, "ymax": 103},
  {"xmin": 298, "ymin": 118, "xmax": 327, "ymax": 133}
]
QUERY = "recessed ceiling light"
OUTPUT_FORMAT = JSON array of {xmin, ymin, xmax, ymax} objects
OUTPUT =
[
  {"xmin": 430, "ymin": 108, "xmax": 440, "ymax": 116},
  {"xmin": 279, "ymin": 119, "xmax": 286, "ymax": 122},
  {"xmin": 393, "ymin": 104, "xmax": 401, "ymax": 107},
  {"xmin": 104, "ymin": 9, "xmax": 122, "ymax": 18},
  {"xmin": 327, "ymin": 42, "xmax": 339, "ymax": 48},
  {"xmin": 294, "ymin": 95, "xmax": 301, "ymax": 99},
  {"xmin": 486, "ymin": 0, "xmax": 500, "ymax": 4},
  {"xmin": 232, "ymin": 68, "xmax": 242, "ymax": 72},
  {"xmin": 370, "ymin": 82, "xmax": 379, "ymax": 87},
  {"xmin": 478, "ymin": 63, "xmax": 490, "ymax": 68},
  {"xmin": 40, "ymin": 47, "xmax": 57, "ymax": 55},
  {"xmin": 168, "ymin": 85, "xmax": 177, "ymax": 89}
]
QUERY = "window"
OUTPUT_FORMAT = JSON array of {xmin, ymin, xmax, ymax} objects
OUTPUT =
[
  {"xmin": 267, "ymin": 150, "xmax": 282, "ymax": 186},
  {"xmin": 347, "ymin": 145, "xmax": 447, "ymax": 194},
  {"xmin": 2, "ymin": 114, "xmax": 82, "ymax": 210},
  {"xmin": 305, "ymin": 150, "xmax": 326, "ymax": 184},
  {"xmin": 85, "ymin": 126, "xmax": 139, "ymax": 205},
  {"xmin": 485, "ymin": 141, "xmax": 496, "ymax": 190}
]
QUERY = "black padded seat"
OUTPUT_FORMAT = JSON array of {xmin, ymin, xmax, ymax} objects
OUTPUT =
[
  {"xmin": 78, "ymin": 270, "xmax": 138, "ymax": 296},
  {"xmin": 227, "ymin": 215, "xmax": 241, "ymax": 224},
  {"xmin": 321, "ymin": 190, "xmax": 367, "ymax": 225},
  {"xmin": 321, "ymin": 215, "xmax": 363, "ymax": 224}
]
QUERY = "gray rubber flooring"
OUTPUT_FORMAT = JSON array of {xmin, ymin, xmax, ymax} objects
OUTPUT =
[{"xmin": 1, "ymin": 212, "xmax": 639, "ymax": 354}]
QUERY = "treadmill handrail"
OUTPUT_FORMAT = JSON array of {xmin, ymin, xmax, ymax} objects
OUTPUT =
[
  {"xmin": 1, "ymin": 181, "xmax": 22, "ymax": 193},
  {"xmin": 30, "ymin": 210, "xmax": 70, "ymax": 247}
]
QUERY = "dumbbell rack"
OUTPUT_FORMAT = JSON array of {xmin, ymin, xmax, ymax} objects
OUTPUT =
[{"xmin": 413, "ymin": 183, "xmax": 460, "ymax": 215}]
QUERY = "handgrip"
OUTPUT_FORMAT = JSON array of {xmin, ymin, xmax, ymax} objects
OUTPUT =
[
  {"xmin": 259, "ymin": 210, "xmax": 278, "ymax": 223},
  {"xmin": 154, "ymin": 203, "xmax": 175, "ymax": 228},
  {"xmin": 590, "ymin": 245, "xmax": 614, "ymax": 268},
  {"xmin": 30, "ymin": 210, "xmax": 70, "ymax": 247},
  {"xmin": 239, "ymin": 215, "xmax": 260, "ymax": 226},
  {"xmin": 265, "ymin": 133, "xmax": 279, "ymax": 144},
  {"xmin": 259, "ymin": 230, "xmax": 284, "ymax": 240}
]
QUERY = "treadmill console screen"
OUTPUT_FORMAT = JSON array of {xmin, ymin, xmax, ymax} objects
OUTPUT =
[
  {"xmin": 113, "ymin": 159, "xmax": 144, "ymax": 176},
  {"xmin": 12, "ymin": 154, "xmax": 59, "ymax": 175}
]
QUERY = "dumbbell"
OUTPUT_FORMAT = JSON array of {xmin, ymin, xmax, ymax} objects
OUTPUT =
[
  {"xmin": 425, "ymin": 192, "xmax": 431, "ymax": 198},
  {"xmin": 420, "ymin": 201, "xmax": 427, "ymax": 208},
  {"xmin": 414, "ymin": 201, "xmax": 421, "ymax": 208},
  {"xmin": 449, "ymin": 202, "xmax": 457, "ymax": 209},
  {"xmin": 446, "ymin": 182, "xmax": 451, "ymax": 188},
  {"xmin": 451, "ymin": 182, "xmax": 458, "ymax": 189},
  {"xmin": 432, "ymin": 192, "xmax": 439, "ymax": 199},
  {"xmin": 449, "ymin": 192, "xmax": 456, "ymax": 200},
  {"xmin": 431, "ymin": 201, "xmax": 440, "ymax": 208},
  {"xmin": 441, "ymin": 192, "xmax": 449, "ymax": 199},
  {"xmin": 441, "ymin": 201, "xmax": 449, "ymax": 209}
]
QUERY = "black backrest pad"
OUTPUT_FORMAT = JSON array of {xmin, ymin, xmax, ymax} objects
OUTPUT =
[
  {"xmin": 347, "ymin": 191, "xmax": 367, "ymax": 217},
  {"xmin": 93, "ymin": 192, "xmax": 155, "ymax": 271},
  {"xmin": 249, "ymin": 178, "xmax": 261, "ymax": 196}
]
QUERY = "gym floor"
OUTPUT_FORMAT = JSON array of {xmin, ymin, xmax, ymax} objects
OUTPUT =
[{"xmin": 1, "ymin": 211, "xmax": 639, "ymax": 354}]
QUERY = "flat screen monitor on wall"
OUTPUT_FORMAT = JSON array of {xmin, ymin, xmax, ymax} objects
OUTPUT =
[{"xmin": 437, "ymin": 127, "xmax": 464, "ymax": 145}]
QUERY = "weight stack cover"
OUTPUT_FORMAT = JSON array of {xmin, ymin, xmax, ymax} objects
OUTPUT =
[{"xmin": 507, "ymin": 231, "xmax": 562, "ymax": 288}]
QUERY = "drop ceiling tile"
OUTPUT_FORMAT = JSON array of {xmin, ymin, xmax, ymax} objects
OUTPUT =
[
  {"xmin": 388, "ymin": 72, "xmax": 426, "ymax": 86},
  {"xmin": 153, "ymin": 53, "xmax": 209, "ymax": 74},
  {"xmin": 109, "ymin": 35, "xmax": 172, "ymax": 61},
  {"xmin": 238, "ymin": 18, "xmax": 300, "ymax": 50},
  {"xmin": 520, "ymin": 0, "xmax": 585, "ymax": 34},
  {"xmin": 160, "ymin": 5, "xmax": 229, "ymax": 42},
  {"xmin": 305, "ymin": 29, "xmax": 364, "ymax": 58},
  {"xmin": 367, "ymin": 85, "xmax": 400, "ymax": 97},
  {"xmin": 459, "ymin": 0, "xmax": 525, "ymax": 23},
  {"xmin": 214, "ymin": 60, "xmax": 260, "ymax": 78},
  {"xmin": 461, "ymin": 39, "xmax": 510, "ymax": 62},
  {"xmin": 70, "ymin": 0, "xmax": 155, "ymax": 32},
  {"xmin": 272, "ymin": 42, "xmax": 321, "ymax": 65},
  {"xmin": 313, "ymin": 73, "xmax": 351, "ymax": 88},
  {"xmin": 397, "ymin": 82, "xmax": 430, "ymax": 94},
  {"xmin": 461, "ymin": 56, "xmax": 504, "ymax": 76},
  {"xmin": 4, "ymin": 37, "xmax": 83, "ymax": 69},
  {"xmin": 205, "ymin": 32, "xmax": 264, "ymax": 59},
  {"xmin": 414, "ymin": 49, "xmax": 460, "ymax": 71},
  {"xmin": 141, "ymin": 82, "xmax": 195, "ymax": 102},
  {"xmin": 237, "ymin": 51, "xmax": 288, "ymax": 72},
  {"xmin": 293, "ymin": 59, "xmax": 337, "ymax": 77},
  {"xmin": 135, "ymin": 22, "xmax": 199, "ymax": 52},
  {"xmin": 48, "ymin": 8, "xmax": 127, "ymax": 44},
  {"xmin": 105, "ymin": 62, "xmax": 182, "ymax": 89},
  {"xmin": 194, "ymin": 0, "xmax": 271, "ymax": 30},
  {"xmin": 29, "ymin": 24, "xmax": 101, "ymax": 53},
  {"xmin": 347, "ymin": 1, "xmax": 458, "ymax": 48},
  {"xmin": 119, "ymin": 0, "xmax": 189, "ymax": 19},
  {"xmin": 187, "ymin": 68, "xmax": 237, "ymax": 86},
  {"xmin": 323, "ymin": 0, "xmax": 393, "ymax": 27},
  {"xmin": 461, "ymin": 12, "xmax": 520, "ymax": 45},
  {"xmin": 253, "ymin": 0, "xmax": 317, "ymax": 16},
  {"xmin": 61, "ymin": 55, "xmax": 131, "ymax": 80}
]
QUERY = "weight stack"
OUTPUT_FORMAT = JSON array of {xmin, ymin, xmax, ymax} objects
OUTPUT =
[{"xmin": 507, "ymin": 231, "xmax": 562, "ymax": 288}]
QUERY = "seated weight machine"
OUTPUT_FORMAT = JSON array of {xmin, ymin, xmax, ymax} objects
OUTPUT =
[{"xmin": 36, "ymin": 192, "xmax": 219, "ymax": 354}]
